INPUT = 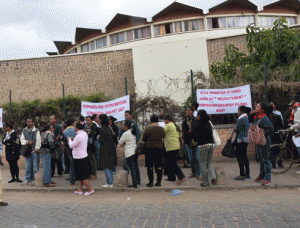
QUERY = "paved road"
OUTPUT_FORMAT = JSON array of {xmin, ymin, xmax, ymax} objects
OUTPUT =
[{"xmin": 1, "ymin": 189, "xmax": 300, "ymax": 228}]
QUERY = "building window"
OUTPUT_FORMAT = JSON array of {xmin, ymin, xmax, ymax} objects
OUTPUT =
[
  {"xmin": 81, "ymin": 43, "xmax": 89, "ymax": 53},
  {"xmin": 68, "ymin": 48, "xmax": 77, "ymax": 54},
  {"xmin": 208, "ymin": 16, "xmax": 254, "ymax": 29},
  {"xmin": 96, "ymin": 37, "xmax": 107, "ymax": 49},
  {"xmin": 287, "ymin": 17, "xmax": 297, "ymax": 26},
  {"xmin": 134, "ymin": 26, "xmax": 151, "ymax": 39},
  {"xmin": 184, "ymin": 19, "xmax": 204, "ymax": 31},
  {"xmin": 127, "ymin": 30, "xmax": 134, "ymax": 41},
  {"xmin": 90, "ymin": 41, "xmax": 95, "ymax": 51},
  {"xmin": 174, "ymin": 21, "xmax": 182, "ymax": 33},
  {"xmin": 110, "ymin": 32, "xmax": 126, "ymax": 45},
  {"xmin": 154, "ymin": 24, "xmax": 172, "ymax": 36}
]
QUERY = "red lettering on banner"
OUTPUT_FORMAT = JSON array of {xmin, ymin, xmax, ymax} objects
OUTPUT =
[
  {"xmin": 199, "ymin": 98, "xmax": 208, "ymax": 101},
  {"xmin": 235, "ymin": 103, "xmax": 247, "ymax": 106},
  {"xmin": 216, "ymin": 109, "xmax": 225, "ymax": 113},
  {"xmin": 200, "ymin": 91, "xmax": 208, "ymax": 94},
  {"xmin": 231, "ymin": 89, "xmax": 241, "ymax": 93},
  {"xmin": 210, "ymin": 91, "xmax": 226, "ymax": 95},
  {"xmin": 118, "ymin": 107, "xmax": 125, "ymax": 112}
]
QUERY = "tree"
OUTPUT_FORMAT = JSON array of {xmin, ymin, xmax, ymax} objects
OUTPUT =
[{"xmin": 210, "ymin": 17, "xmax": 300, "ymax": 102}]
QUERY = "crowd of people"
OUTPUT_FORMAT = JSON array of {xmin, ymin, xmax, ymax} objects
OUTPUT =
[{"xmin": 0, "ymin": 95, "xmax": 300, "ymax": 205}]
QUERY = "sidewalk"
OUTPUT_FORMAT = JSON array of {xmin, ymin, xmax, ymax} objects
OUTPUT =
[{"xmin": 2, "ymin": 160, "xmax": 300, "ymax": 192}]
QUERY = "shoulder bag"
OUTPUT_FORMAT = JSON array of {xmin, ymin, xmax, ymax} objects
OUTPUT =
[
  {"xmin": 221, "ymin": 131, "xmax": 236, "ymax": 158},
  {"xmin": 247, "ymin": 120, "xmax": 266, "ymax": 146},
  {"xmin": 209, "ymin": 121, "xmax": 221, "ymax": 147},
  {"xmin": 20, "ymin": 131, "xmax": 34, "ymax": 157}
]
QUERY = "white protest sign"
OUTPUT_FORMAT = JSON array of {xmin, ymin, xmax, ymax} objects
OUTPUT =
[
  {"xmin": 81, "ymin": 95, "xmax": 130, "ymax": 122},
  {"xmin": 196, "ymin": 85, "xmax": 252, "ymax": 115},
  {"xmin": 0, "ymin": 108, "xmax": 2, "ymax": 128}
]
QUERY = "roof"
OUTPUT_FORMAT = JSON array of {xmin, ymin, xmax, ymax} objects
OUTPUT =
[
  {"xmin": 209, "ymin": 0, "xmax": 258, "ymax": 13},
  {"xmin": 46, "ymin": 52, "xmax": 58, "ymax": 56},
  {"xmin": 261, "ymin": 0, "xmax": 300, "ymax": 13},
  {"xmin": 54, "ymin": 41, "xmax": 73, "ymax": 54},
  {"xmin": 75, "ymin": 27, "xmax": 104, "ymax": 43},
  {"xmin": 152, "ymin": 2, "xmax": 204, "ymax": 21},
  {"xmin": 105, "ymin": 13, "xmax": 148, "ymax": 33}
]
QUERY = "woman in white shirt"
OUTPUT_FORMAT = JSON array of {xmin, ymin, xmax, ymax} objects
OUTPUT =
[{"xmin": 119, "ymin": 120, "xmax": 139, "ymax": 188}]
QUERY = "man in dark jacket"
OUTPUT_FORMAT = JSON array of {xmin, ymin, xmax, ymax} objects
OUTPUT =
[
  {"xmin": 268, "ymin": 105, "xmax": 284, "ymax": 168},
  {"xmin": 50, "ymin": 115, "xmax": 63, "ymax": 177}
]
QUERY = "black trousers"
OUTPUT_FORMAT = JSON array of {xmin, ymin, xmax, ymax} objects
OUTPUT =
[
  {"xmin": 64, "ymin": 153, "xmax": 70, "ymax": 174},
  {"xmin": 164, "ymin": 150, "xmax": 185, "ymax": 181},
  {"xmin": 7, "ymin": 160, "xmax": 19, "ymax": 179},
  {"xmin": 236, "ymin": 142, "xmax": 250, "ymax": 176},
  {"xmin": 51, "ymin": 158, "xmax": 63, "ymax": 177},
  {"xmin": 127, "ymin": 154, "xmax": 139, "ymax": 187}
]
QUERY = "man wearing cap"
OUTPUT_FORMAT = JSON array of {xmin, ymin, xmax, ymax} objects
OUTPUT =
[{"xmin": 0, "ymin": 142, "xmax": 8, "ymax": 206}]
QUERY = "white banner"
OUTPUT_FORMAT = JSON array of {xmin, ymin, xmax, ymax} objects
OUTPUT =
[
  {"xmin": 196, "ymin": 85, "xmax": 252, "ymax": 115},
  {"xmin": 81, "ymin": 95, "xmax": 130, "ymax": 122},
  {"xmin": 0, "ymin": 108, "xmax": 2, "ymax": 128}
]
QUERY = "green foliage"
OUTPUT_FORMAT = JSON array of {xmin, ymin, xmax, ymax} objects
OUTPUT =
[
  {"xmin": 3, "ymin": 93, "xmax": 110, "ymax": 128},
  {"xmin": 210, "ymin": 17, "xmax": 300, "ymax": 83}
]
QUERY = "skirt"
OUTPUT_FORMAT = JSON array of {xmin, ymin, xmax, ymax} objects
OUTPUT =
[
  {"xmin": 73, "ymin": 156, "xmax": 90, "ymax": 181},
  {"xmin": 145, "ymin": 148, "xmax": 163, "ymax": 168}
]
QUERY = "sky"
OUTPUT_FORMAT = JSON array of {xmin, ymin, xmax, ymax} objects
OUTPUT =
[{"xmin": 0, "ymin": 0, "xmax": 278, "ymax": 60}]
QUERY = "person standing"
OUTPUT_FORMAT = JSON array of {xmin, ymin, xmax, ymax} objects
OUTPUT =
[
  {"xmin": 270, "ymin": 101, "xmax": 284, "ymax": 124},
  {"xmin": 63, "ymin": 119, "xmax": 77, "ymax": 185},
  {"xmin": 119, "ymin": 120, "xmax": 140, "ymax": 188},
  {"xmin": 142, "ymin": 115, "xmax": 165, "ymax": 187},
  {"xmin": 164, "ymin": 114, "xmax": 186, "ymax": 185},
  {"xmin": 21, "ymin": 118, "xmax": 41, "ymax": 185},
  {"xmin": 251, "ymin": 103, "xmax": 274, "ymax": 186},
  {"xmin": 182, "ymin": 106, "xmax": 201, "ymax": 179},
  {"xmin": 234, "ymin": 106, "xmax": 251, "ymax": 180},
  {"xmin": 0, "ymin": 142, "xmax": 8, "ymax": 206},
  {"xmin": 68, "ymin": 123, "xmax": 94, "ymax": 196},
  {"xmin": 119, "ymin": 110, "xmax": 141, "ymax": 183},
  {"xmin": 49, "ymin": 115, "xmax": 63, "ymax": 178},
  {"xmin": 2, "ymin": 121, "xmax": 22, "ymax": 183},
  {"xmin": 85, "ymin": 116, "xmax": 98, "ymax": 180},
  {"xmin": 91, "ymin": 114, "xmax": 101, "ymax": 170},
  {"xmin": 98, "ymin": 114, "xmax": 117, "ymax": 188},
  {"xmin": 39, "ymin": 124, "xmax": 56, "ymax": 187},
  {"xmin": 192, "ymin": 110, "xmax": 216, "ymax": 187},
  {"xmin": 109, "ymin": 116, "xmax": 119, "ymax": 146},
  {"xmin": 268, "ymin": 105, "xmax": 284, "ymax": 169}
]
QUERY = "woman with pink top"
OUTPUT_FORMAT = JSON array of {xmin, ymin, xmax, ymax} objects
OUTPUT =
[{"xmin": 68, "ymin": 123, "xmax": 94, "ymax": 196}]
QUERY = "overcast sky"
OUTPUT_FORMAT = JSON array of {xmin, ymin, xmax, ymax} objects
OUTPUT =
[{"xmin": 0, "ymin": 0, "xmax": 278, "ymax": 60}]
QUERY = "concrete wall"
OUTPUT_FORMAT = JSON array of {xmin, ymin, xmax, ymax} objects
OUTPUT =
[
  {"xmin": 132, "ymin": 38, "xmax": 209, "ymax": 103},
  {"xmin": 0, "ymin": 49, "xmax": 135, "ymax": 105}
]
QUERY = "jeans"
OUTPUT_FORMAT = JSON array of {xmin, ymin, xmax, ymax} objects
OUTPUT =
[
  {"xmin": 127, "ymin": 154, "xmax": 139, "ymax": 187},
  {"xmin": 25, "ymin": 152, "xmax": 39, "ymax": 182},
  {"xmin": 236, "ymin": 142, "xmax": 250, "ymax": 176},
  {"xmin": 41, "ymin": 153, "xmax": 52, "ymax": 185},
  {"xmin": 164, "ymin": 150, "xmax": 185, "ymax": 181},
  {"xmin": 104, "ymin": 169, "xmax": 114, "ymax": 185},
  {"xmin": 94, "ymin": 141, "xmax": 101, "ymax": 170},
  {"xmin": 69, "ymin": 156, "xmax": 76, "ymax": 184},
  {"xmin": 256, "ymin": 143, "xmax": 272, "ymax": 181},
  {"xmin": 199, "ymin": 145, "xmax": 216, "ymax": 186},
  {"xmin": 123, "ymin": 158, "xmax": 130, "ymax": 172},
  {"xmin": 185, "ymin": 145, "xmax": 201, "ymax": 177}
]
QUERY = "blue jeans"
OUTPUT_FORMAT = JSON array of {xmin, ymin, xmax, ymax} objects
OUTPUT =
[
  {"xmin": 25, "ymin": 152, "xmax": 39, "ymax": 182},
  {"xmin": 41, "ymin": 153, "xmax": 52, "ymax": 185},
  {"xmin": 104, "ymin": 169, "xmax": 114, "ymax": 185},
  {"xmin": 257, "ymin": 144, "xmax": 272, "ymax": 181},
  {"xmin": 185, "ymin": 145, "xmax": 201, "ymax": 177},
  {"xmin": 126, "ymin": 154, "xmax": 139, "ymax": 187}
]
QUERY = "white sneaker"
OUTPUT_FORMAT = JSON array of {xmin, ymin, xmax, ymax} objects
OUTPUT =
[
  {"xmin": 21, "ymin": 181, "xmax": 29, "ymax": 186},
  {"xmin": 101, "ymin": 184, "xmax": 113, "ymax": 188},
  {"xmin": 296, "ymin": 171, "xmax": 300, "ymax": 175}
]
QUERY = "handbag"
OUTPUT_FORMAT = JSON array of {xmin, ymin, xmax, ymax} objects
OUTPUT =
[
  {"xmin": 20, "ymin": 144, "xmax": 32, "ymax": 157},
  {"xmin": 135, "ymin": 141, "xmax": 145, "ymax": 155},
  {"xmin": 221, "ymin": 131, "xmax": 236, "ymax": 158},
  {"xmin": 210, "ymin": 121, "xmax": 221, "ymax": 147},
  {"xmin": 248, "ymin": 120, "xmax": 266, "ymax": 146}
]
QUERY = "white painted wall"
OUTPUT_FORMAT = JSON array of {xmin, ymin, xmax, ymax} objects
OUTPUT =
[{"xmin": 132, "ymin": 38, "xmax": 209, "ymax": 104}]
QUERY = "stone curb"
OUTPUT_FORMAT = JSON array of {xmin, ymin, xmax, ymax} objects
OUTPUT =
[{"xmin": 4, "ymin": 184, "xmax": 300, "ymax": 193}]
